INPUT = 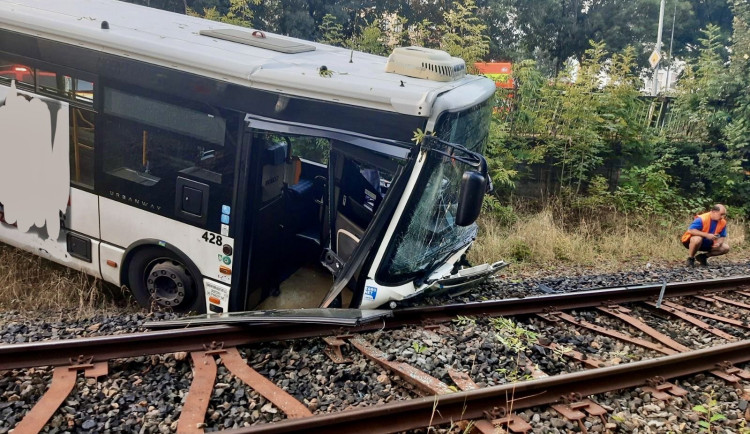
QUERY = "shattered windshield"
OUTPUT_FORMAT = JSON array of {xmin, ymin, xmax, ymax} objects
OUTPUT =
[{"xmin": 379, "ymin": 100, "xmax": 492, "ymax": 284}]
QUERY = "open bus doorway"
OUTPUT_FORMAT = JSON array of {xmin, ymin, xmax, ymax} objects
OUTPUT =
[{"xmin": 243, "ymin": 128, "xmax": 399, "ymax": 310}]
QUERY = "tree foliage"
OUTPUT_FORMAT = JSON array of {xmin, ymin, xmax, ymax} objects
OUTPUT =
[
  {"xmin": 439, "ymin": 0, "xmax": 489, "ymax": 68},
  {"xmin": 318, "ymin": 13, "xmax": 346, "ymax": 47},
  {"xmin": 187, "ymin": 0, "xmax": 259, "ymax": 26}
]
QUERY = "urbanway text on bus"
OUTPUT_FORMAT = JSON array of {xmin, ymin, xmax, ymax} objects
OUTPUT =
[{"xmin": 109, "ymin": 191, "xmax": 162, "ymax": 211}]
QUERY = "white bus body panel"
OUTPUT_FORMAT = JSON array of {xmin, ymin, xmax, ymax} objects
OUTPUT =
[
  {"xmin": 0, "ymin": 82, "xmax": 102, "ymax": 277},
  {"xmin": 68, "ymin": 188, "xmax": 100, "ymax": 239},
  {"xmin": 99, "ymin": 197, "xmax": 235, "ymax": 286},
  {"xmin": 99, "ymin": 242, "xmax": 123, "ymax": 286}
]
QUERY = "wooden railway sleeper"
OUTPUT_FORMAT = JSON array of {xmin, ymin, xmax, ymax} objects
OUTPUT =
[
  {"xmin": 13, "ymin": 356, "xmax": 108, "ymax": 434},
  {"xmin": 179, "ymin": 344, "xmax": 312, "ymax": 433}
]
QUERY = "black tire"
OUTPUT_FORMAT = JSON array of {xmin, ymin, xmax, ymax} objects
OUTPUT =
[{"xmin": 127, "ymin": 246, "xmax": 205, "ymax": 313}]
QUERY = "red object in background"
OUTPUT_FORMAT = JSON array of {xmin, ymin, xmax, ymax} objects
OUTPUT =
[
  {"xmin": 475, "ymin": 62, "xmax": 513, "ymax": 89},
  {"xmin": 0, "ymin": 65, "xmax": 33, "ymax": 82}
]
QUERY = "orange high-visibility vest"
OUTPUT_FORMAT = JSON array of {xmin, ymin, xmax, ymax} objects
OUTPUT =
[{"xmin": 681, "ymin": 212, "xmax": 726, "ymax": 242}]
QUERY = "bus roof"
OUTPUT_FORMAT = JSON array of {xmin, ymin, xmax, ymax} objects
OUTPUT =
[{"xmin": 0, "ymin": 0, "xmax": 492, "ymax": 117}]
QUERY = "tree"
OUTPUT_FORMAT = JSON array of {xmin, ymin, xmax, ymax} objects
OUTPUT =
[
  {"xmin": 474, "ymin": 0, "xmax": 733, "ymax": 74},
  {"xmin": 409, "ymin": 18, "xmax": 439, "ymax": 48},
  {"xmin": 725, "ymin": 0, "xmax": 750, "ymax": 159},
  {"xmin": 354, "ymin": 20, "xmax": 388, "ymax": 55},
  {"xmin": 439, "ymin": 0, "xmax": 489, "ymax": 68},
  {"xmin": 318, "ymin": 13, "xmax": 346, "ymax": 47},
  {"xmin": 187, "ymin": 0, "xmax": 259, "ymax": 27},
  {"xmin": 673, "ymin": 24, "xmax": 730, "ymax": 146}
]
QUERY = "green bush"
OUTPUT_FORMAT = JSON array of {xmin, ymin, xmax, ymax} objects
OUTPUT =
[
  {"xmin": 509, "ymin": 240, "xmax": 532, "ymax": 262},
  {"xmin": 482, "ymin": 196, "xmax": 518, "ymax": 227}
]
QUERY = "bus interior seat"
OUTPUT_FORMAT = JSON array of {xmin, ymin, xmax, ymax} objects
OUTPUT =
[
  {"xmin": 338, "ymin": 160, "xmax": 382, "ymax": 228},
  {"xmin": 332, "ymin": 160, "xmax": 384, "ymax": 261},
  {"xmin": 335, "ymin": 214, "xmax": 363, "ymax": 262},
  {"xmin": 283, "ymin": 166, "xmax": 325, "ymax": 256},
  {"xmin": 286, "ymin": 155, "xmax": 302, "ymax": 185},
  {"xmin": 260, "ymin": 141, "xmax": 286, "ymax": 203}
]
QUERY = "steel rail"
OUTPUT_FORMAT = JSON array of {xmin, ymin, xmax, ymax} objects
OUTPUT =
[
  {"xmin": 227, "ymin": 339, "xmax": 750, "ymax": 434},
  {"xmin": 1, "ymin": 275, "xmax": 748, "ymax": 371}
]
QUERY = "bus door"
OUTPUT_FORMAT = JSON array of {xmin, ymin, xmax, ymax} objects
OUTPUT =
[
  {"xmin": 239, "ymin": 117, "xmax": 408, "ymax": 309},
  {"xmin": 240, "ymin": 126, "xmax": 330, "ymax": 309}
]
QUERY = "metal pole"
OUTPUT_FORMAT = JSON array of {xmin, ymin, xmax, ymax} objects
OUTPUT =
[
  {"xmin": 665, "ymin": 0, "xmax": 677, "ymax": 93},
  {"xmin": 652, "ymin": 0, "xmax": 666, "ymax": 95}
]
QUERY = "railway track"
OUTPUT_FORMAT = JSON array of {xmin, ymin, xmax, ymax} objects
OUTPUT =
[{"xmin": 2, "ymin": 275, "xmax": 750, "ymax": 433}]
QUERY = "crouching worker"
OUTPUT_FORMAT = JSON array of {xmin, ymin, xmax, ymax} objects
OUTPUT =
[{"xmin": 681, "ymin": 204, "xmax": 730, "ymax": 267}]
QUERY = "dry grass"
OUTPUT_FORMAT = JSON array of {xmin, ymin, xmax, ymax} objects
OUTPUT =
[
  {"xmin": 470, "ymin": 208, "xmax": 750, "ymax": 275},
  {"xmin": 0, "ymin": 243, "xmax": 131, "ymax": 317},
  {"xmin": 2, "ymin": 207, "xmax": 749, "ymax": 315}
]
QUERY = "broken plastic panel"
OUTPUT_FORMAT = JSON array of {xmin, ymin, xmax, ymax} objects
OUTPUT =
[
  {"xmin": 426, "ymin": 260, "xmax": 508, "ymax": 294},
  {"xmin": 143, "ymin": 308, "xmax": 391, "ymax": 329}
]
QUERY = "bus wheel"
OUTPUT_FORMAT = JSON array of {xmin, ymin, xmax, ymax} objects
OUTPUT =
[{"xmin": 127, "ymin": 247, "xmax": 204, "ymax": 313}]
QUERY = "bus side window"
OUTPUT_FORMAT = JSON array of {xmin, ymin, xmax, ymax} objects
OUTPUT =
[
  {"xmin": 72, "ymin": 79, "xmax": 94, "ymax": 105},
  {"xmin": 37, "ymin": 70, "xmax": 94, "ymax": 106},
  {"xmin": 102, "ymin": 87, "xmax": 230, "ymax": 187},
  {"xmin": 0, "ymin": 54, "xmax": 34, "ymax": 89},
  {"xmin": 37, "ymin": 69, "xmax": 69, "ymax": 98}
]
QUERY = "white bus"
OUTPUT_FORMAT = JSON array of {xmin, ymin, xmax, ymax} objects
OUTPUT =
[{"xmin": 0, "ymin": 0, "xmax": 501, "ymax": 314}]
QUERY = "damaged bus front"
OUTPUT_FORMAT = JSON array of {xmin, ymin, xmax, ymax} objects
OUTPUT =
[{"xmin": 320, "ymin": 81, "xmax": 505, "ymax": 310}]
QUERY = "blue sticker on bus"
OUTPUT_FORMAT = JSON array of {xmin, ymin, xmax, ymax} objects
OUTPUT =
[
  {"xmin": 364, "ymin": 286, "xmax": 377, "ymax": 301},
  {"xmin": 222, "ymin": 205, "xmax": 231, "ymax": 215},
  {"xmin": 221, "ymin": 214, "xmax": 230, "ymax": 224}
]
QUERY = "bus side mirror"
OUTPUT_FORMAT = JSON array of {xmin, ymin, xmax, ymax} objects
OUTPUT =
[{"xmin": 455, "ymin": 170, "xmax": 486, "ymax": 227}]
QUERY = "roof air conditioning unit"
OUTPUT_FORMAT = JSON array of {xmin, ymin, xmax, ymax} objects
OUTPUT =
[{"xmin": 385, "ymin": 47, "xmax": 466, "ymax": 82}]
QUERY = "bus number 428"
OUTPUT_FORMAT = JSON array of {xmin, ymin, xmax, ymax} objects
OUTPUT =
[{"xmin": 202, "ymin": 231, "xmax": 223, "ymax": 246}]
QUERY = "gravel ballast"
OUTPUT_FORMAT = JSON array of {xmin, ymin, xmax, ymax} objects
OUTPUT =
[{"xmin": 1, "ymin": 259, "xmax": 749, "ymax": 433}]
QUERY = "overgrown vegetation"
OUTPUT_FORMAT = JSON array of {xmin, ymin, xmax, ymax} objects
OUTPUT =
[{"xmin": 470, "ymin": 209, "xmax": 750, "ymax": 272}]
